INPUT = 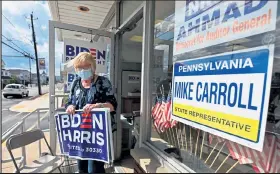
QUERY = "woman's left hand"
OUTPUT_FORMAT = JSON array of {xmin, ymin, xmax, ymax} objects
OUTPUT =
[{"xmin": 83, "ymin": 104, "xmax": 99, "ymax": 114}]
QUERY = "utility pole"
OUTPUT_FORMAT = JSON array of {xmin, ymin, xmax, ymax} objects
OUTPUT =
[
  {"xmin": 30, "ymin": 12, "xmax": 42, "ymax": 95},
  {"xmin": 28, "ymin": 57, "xmax": 32, "ymax": 87}
]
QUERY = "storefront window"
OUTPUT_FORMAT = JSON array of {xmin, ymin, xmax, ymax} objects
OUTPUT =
[
  {"xmin": 119, "ymin": 0, "xmax": 143, "ymax": 25},
  {"xmin": 149, "ymin": 1, "xmax": 280, "ymax": 173}
]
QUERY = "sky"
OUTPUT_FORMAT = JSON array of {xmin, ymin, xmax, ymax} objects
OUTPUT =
[{"xmin": 2, "ymin": 1, "xmax": 63, "ymax": 76}]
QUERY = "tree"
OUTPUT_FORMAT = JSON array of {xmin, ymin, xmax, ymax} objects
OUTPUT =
[{"xmin": 10, "ymin": 75, "xmax": 19, "ymax": 84}]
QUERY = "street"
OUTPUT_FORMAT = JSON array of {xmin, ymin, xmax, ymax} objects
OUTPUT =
[{"xmin": 2, "ymin": 86, "xmax": 50, "ymax": 134}]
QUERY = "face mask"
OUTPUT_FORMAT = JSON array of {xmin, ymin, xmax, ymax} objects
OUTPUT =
[{"xmin": 76, "ymin": 68, "xmax": 93, "ymax": 80}]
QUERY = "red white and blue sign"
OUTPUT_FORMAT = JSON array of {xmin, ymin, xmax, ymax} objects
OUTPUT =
[
  {"xmin": 55, "ymin": 109, "xmax": 113, "ymax": 163},
  {"xmin": 64, "ymin": 38, "xmax": 107, "ymax": 73}
]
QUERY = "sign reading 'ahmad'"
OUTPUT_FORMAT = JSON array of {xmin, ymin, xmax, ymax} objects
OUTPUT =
[{"xmin": 173, "ymin": 0, "xmax": 278, "ymax": 54}]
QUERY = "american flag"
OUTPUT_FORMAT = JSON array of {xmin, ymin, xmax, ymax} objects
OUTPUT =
[
  {"xmin": 267, "ymin": 138, "xmax": 280, "ymax": 173},
  {"xmin": 251, "ymin": 134, "xmax": 279, "ymax": 173},
  {"xmin": 152, "ymin": 95, "xmax": 162, "ymax": 119},
  {"xmin": 226, "ymin": 134, "xmax": 277, "ymax": 168},
  {"xmin": 156, "ymin": 88, "xmax": 168, "ymax": 132},
  {"xmin": 152, "ymin": 92, "xmax": 164, "ymax": 133},
  {"xmin": 170, "ymin": 118, "xmax": 178, "ymax": 128},
  {"xmin": 163, "ymin": 89, "xmax": 172, "ymax": 129},
  {"xmin": 152, "ymin": 85, "xmax": 178, "ymax": 132},
  {"xmin": 158, "ymin": 88, "xmax": 176, "ymax": 131},
  {"xmin": 168, "ymin": 87, "xmax": 177, "ymax": 128},
  {"xmin": 208, "ymin": 134, "xmax": 224, "ymax": 145},
  {"xmin": 151, "ymin": 95, "xmax": 160, "ymax": 118},
  {"xmin": 154, "ymin": 94, "xmax": 164, "ymax": 121}
]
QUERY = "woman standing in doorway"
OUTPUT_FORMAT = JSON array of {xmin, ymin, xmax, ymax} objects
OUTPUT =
[{"xmin": 65, "ymin": 52, "xmax": 117, "ymax": 173}]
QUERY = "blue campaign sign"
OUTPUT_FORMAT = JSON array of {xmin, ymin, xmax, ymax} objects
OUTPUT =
[
  {"xmin": 66, "ymin": 73, "xmax": 79, "ymax": 92},
  {"xmin": 171, "ymin": 45, "xmax": 274, "ymax": 151},
  {"xmin": 55, "ymin": 115, "xmax": 69, "ymax": 155},
  {"xmin": 55, "ymin": 109, "xmax": 111, "ymax": 163}
]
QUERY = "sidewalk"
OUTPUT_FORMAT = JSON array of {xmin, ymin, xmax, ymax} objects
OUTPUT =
[
  {"xmin": 9, "ymin": 90, "xmax": 65, "ymax": 113},
  {"xmin": 9, "ymin": 93, "xmax": 50, "ymax": 112}
]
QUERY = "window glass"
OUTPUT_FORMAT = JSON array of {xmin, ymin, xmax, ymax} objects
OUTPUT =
[
  {"xmin": 119, "ymin": 0, "xmax": 143, "ymax": 25},
  {"xmin": 149, "ymin": 1, "xmax": 280, "ymax": 173},
  {"xmin": 5, "ymin": 85, "xmax": 14, "ymax": 89}
]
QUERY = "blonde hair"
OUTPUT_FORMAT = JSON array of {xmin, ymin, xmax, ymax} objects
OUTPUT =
[{"xmin": 67, "ymin": 52, "xmax": 96, "ymax": 71}]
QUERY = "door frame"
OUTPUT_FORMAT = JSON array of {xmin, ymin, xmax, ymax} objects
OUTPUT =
[
  {"xmin": 48, "ymin": 21, "xmax": 115, "ymax": 155},
  {"xmin": 48, "ymin": 0, "xmax": 153, "ymax": 161},
  {"xmin": 114, "ymin": 1, "xmax": 146, "ymax": 160},
  {"xmin": 114, "ymin": 0, "xmax": 155, "ymax": 153}
]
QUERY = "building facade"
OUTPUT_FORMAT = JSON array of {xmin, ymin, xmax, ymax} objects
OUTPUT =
[
  {"xmin": 48, "ymin": 1, "xmax": 280, "ymax": 173},
  {"xmin": 7, "ymin": 69, "xmax": 31, "ymax": 85},
  {"xmin": 1, "ymin": 69, "xmax": 11, "ymax": 89}
]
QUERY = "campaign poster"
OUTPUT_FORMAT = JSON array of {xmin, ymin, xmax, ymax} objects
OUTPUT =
[
  {"xmin": 55, "ymin": 115, "xmax": 69, "ymax": 155},
  {"xmin": 63, "ymin": 38, "xmax": 107, "ymax": 73},
  {"xmin": 171, "ymin": 45, "xmax": 274, "ymax": 151},
  {"xmin": 55, "ymin": 109, "xmax": 112, "ymax": 163},
  {"xmin": 173, "ymin": 0, "xmax": 278, "ymax": 55},
  {"xmin": 66, "ymin": 73, "xmax": 79, "ymax": 92}
]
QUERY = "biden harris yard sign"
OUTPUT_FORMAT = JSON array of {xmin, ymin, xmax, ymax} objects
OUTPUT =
[
  {"xmin": 171, "ymin": 45, "xmax": 274, "ymax": 151},
  {"xmin": 55, "ymin": 109, "xmax": 114, "ymax": 163}
]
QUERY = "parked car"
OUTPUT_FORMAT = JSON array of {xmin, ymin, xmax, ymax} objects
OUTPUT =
[{"xmin": 3, "ymin": 84, "xmax": 29, "ymax": 98}]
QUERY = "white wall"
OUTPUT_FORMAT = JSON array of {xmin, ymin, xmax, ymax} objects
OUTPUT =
[{"xmin": 1, "ymin": 70, "xmax": 11, "ymax": 77}]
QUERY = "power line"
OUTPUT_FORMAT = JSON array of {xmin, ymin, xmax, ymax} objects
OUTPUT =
[
  {"xmin": 2, "ymin": 34, "xmax": 33, "ymax": 57},
  {"xmin": 2, "ymin": 13, "xmax": 16, "ymax": 28},
  {"xmin": 2, "ymin": 13, "xmax": 33, "ymax": 44},
  {"xmin": 2, "ymin": 55, "xmax": 33, "ymax": 58},
  {"xmin": 2, "ymin": 41, "xmax": 34, "ymax": 59}
]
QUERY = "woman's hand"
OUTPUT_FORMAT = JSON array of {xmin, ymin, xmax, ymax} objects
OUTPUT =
[
  {"xmin": 83, "ymin": 104, "xmax": 99, "ymax": 114},
  {"xmin": 83, "ymin": 103, "xmax": 114, "ymax": 113},
  {"xmin": 66, "ymin": 105, "xmax": 75, "ymax": 115}
]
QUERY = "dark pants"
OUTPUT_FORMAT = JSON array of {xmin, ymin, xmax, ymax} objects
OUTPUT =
[{"xmin": 77, "ymin": 160, "xmax": 105, "ymax": 173}]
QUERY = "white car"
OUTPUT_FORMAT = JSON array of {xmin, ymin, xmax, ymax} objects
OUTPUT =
[{"xmin": 3, "ymin": 84, "xmax": 29, "ymax": 98}]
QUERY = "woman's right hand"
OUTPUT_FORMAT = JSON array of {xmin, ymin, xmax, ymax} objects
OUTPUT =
[{"xmin": 66, "ymin": 105, "xmax": 75, "ymax": 115}]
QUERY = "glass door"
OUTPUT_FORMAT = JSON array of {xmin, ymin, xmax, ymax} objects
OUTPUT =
[
  {"xmin": 114, "ymin": 1, "xmax": 145, "ymax": 160},
  {"xmin": 48, "ymin": 21, "xmax": 115, "ymax": 154}
]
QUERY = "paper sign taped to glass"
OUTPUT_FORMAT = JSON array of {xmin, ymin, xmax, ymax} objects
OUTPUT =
[
  {"xmin": 55, "ymin": 108, "xmax": 114, "ymax": 163},
  {"xmin": 171, "ymin": 45, "xmax": 274, "ymax": 151}
]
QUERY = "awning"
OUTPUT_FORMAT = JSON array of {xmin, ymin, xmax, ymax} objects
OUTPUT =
[{"xmin": 48, "ymin": 1, "xmax": 115, "ymax": 42}]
